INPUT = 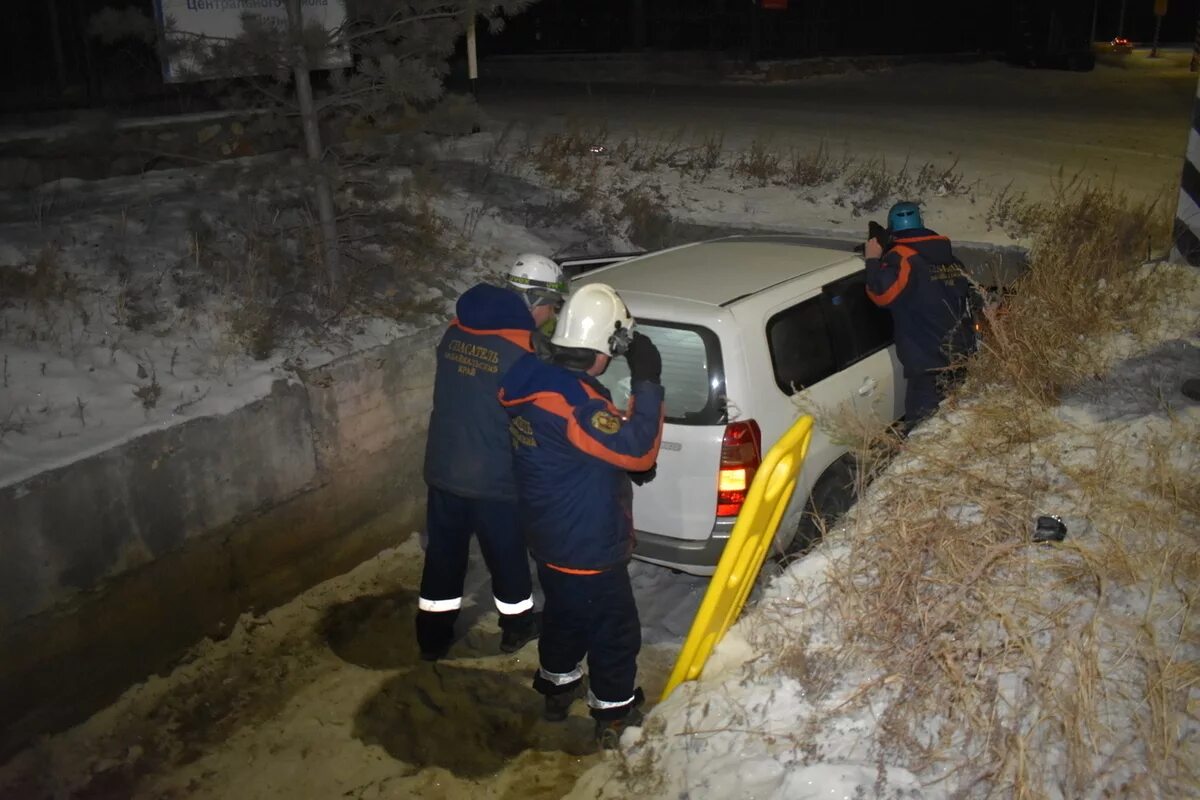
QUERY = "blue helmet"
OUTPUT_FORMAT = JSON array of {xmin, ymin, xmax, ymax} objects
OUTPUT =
[{"xmin": 887, "ymin": 201, "xmax": 923, "ymax": 232}]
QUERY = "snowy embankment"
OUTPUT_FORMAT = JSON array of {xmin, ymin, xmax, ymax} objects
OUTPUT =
[
  {"xmin": 570, "ymin": 264, "xmax": 1200, "ymax": 799},
  {"xmin": 439, "ymin": 125, "xmax": 1025, "ymax": 271},
  {"xmin": 0, "ymin": 154, "xmax": 574, "ymax": 489}
]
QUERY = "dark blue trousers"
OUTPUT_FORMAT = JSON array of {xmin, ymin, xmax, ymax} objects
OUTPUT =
[
  {"xmin": 416, "ymin": 487, "xmax": 533, "ymax": 652},
  {"xmin": 533, "ymin": 561, "xmax": 641, "ymax": 720},
  {"xmin": 904, "ymin": 371, "xmax": 943, "ymax": 427}
]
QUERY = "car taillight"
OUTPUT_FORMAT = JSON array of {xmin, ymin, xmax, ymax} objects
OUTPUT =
[{"xmin": 717, "ymin": 420, "xmax": 762, "ymax": 517}]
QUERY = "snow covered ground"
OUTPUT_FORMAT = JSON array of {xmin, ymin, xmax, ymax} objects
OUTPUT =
[{"xmin": 0, "ymin": 153, "xmax": 600, "ymax": 488}]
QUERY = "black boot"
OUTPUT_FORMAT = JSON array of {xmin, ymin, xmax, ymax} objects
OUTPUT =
[
  {"xmin": 415, "ymin": 609, "xmax": 457, "ymax": 662},
  {"xmin": 592, "ymin": 687, "xmax": 646, "ymax": 750},
  {"xmin": 542, "ymin": 680, "xmax": 584, "ymax": 722},
  {"xmin": 499, "ymin": 610, "xmax": 541, "ymax": 654}
]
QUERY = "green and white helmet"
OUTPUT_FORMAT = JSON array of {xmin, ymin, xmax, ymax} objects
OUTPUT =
[{"xmin": 508, "ymin": 253, "xmax": 567, "ymax": 308}]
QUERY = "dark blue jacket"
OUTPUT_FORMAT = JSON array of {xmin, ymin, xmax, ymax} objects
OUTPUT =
[
  {"xmin": 423, "ymin": 284, "xmax": 535, "ymax": 501},
  {"xmin": 498, "ymin": 355, "xmax": 664, "ymax": 572},
  {"xmin": 865, "ymin": 228, "xmax": 976, "ymax": 376}
]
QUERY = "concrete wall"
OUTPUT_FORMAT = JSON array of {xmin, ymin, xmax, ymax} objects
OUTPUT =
[{"xmin": 0, "ymin": 327, "xmax": 440, "ymax": 759}]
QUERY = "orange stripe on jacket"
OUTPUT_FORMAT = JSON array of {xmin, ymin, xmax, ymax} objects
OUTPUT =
[
  {"xmin": 528, "ymin": 393, "xmax": 661, "ymax": 472},
  {"xmin": 450, "ymin": 318, "xmax": 534, "ymax": 352},
  {"xmin": 867, "ymin": 245, "xmax": 915, "ymax": 307},
  {"xmin": 545, "ymin": 562, "xmax": 604, "ymax": 575},
  {"xmin": 499, "ymin": 388, "xmax": 556, "ymax": 408},
  {"xmin": 580, "ymin": 380, "xmax": 622, "ymax": 416},
  {"xmin": 893, "ymin": 234, "xmax": 949, "ymax": 245}
]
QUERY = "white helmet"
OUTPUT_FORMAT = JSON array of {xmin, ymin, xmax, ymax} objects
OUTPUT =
[
  {"xmin": 508, "ymin": 253, "xmax": 567, "ymax": 307},
  {"xmin": 551, "ymin": 283, "xmax": 635, "ymax": 356}
]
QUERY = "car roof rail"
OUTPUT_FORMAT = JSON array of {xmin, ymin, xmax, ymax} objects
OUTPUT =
[{"xmin": 556, "ymin": 252, "xmax": 646, "ymax": 277}]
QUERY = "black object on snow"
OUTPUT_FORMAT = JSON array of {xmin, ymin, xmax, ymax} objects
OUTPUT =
[
  {"xmin": 1032, "ymin": 515, "xmax": 1067, "ymax": 544},
  {"xmin": 1182, "ymin": 379, "xmax": 1200, "ymax": 402}
]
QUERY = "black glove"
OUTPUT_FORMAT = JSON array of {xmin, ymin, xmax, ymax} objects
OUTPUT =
[
  {"xmin": 629, "ymin": 464, "xmax": 657, "ymax": 486},
  {"xmin": 625, "ymin": 332, "xmax": 662, "ymax": 385}
]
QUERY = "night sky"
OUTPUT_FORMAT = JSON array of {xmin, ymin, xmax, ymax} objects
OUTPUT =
[{"xmin": 3, "ymin": 0, "xmax": 1200, "ymax": 112}]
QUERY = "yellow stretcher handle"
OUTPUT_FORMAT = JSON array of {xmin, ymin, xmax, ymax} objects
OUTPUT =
[{"xmin": 661, "ymin": 415, "xmax": 815, "ymax": 701}]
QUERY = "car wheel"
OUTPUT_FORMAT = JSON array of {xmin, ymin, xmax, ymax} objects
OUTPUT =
[{"xmin": 788, "ymin": 456, "xmax": 858, "ymax": 557}]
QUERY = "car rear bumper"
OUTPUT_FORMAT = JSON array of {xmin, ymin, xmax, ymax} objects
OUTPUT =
[{"xmin": 632, "ymin": 518, "xmax": 735, "ymax": 576}]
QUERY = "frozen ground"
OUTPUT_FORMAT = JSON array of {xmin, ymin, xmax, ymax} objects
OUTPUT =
[{"xmin": 0, "ymin": 533, "xmax": 706, "ymax": 800}]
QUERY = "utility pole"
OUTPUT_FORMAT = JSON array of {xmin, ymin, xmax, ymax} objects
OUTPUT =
[{"xmin": 1118, "ymin": 0, "xmax": 1127, "ymax": 37}]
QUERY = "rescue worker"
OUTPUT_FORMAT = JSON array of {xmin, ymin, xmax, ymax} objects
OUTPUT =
[
  {"xmin": 497, "ymin": 283, "xmax": 664, "ymax": 748},
  {"xmin": 417, "ymin": 254, "xmax": 568, "ymax": 661},
  {"xmin": 865, "ymin": 202, "xmax": 976, "ymax": 428}
]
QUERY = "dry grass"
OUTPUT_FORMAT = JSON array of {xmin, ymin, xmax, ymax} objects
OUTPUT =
[
  {"xmin": 974, "ymin": 176, "xmax": 1174, "ymax": 404},
  {"xmin": 731, "ymin": 139, "xmax": 783, "ymax": 187},
  {"xmin": 986, "ymin": 182, "xmax": 1044, "ymax": 237},
  {"xmin": 517, "ymin": 127, "xmax": 972, "ymax": 232},
  {"xmin": 787, "ymin": 142, "xmax": 851, "ymax": 187}
]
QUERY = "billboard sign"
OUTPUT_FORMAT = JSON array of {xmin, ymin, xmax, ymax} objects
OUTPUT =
[{"xmin": 152, "ymin": 0, "xmax": 350, "ymax": 83}]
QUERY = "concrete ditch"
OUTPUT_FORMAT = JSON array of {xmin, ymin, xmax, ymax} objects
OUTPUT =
[{"xmin": 0, "ymin": 327, "xmax": 439, "ymax": 759}]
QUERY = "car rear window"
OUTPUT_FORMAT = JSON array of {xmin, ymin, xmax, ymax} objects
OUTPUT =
[
  {"xmin": 766, "ymin": 297, "xmax": 837, "ymax": 393},
  {"xmin": 767, "ymin": 270, "xmax": 895, "ymax": 395},
  {"xmin": 821, "ymin": 272, "xmax": 893, "ymax": 365},
  {"xmin": 597, "ymin": 321, "xmax": 724, "ymax": 425}
]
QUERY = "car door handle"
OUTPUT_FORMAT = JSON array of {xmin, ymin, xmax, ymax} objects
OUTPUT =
[{"xmin": 857, "ymin": 378, "xmax": 878, "ymax": 396}]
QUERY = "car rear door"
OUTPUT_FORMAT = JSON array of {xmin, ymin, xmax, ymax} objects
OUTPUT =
[
  {"xmin": 592, "ymin": 320, "xmax": 727, "ymax": 543},
  {"xmin": 819, "ymin": 271, "xmax": 903, "ymax": 424}
]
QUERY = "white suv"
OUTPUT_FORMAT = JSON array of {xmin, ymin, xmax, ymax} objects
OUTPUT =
[{"xmin": 572, "ymin": 236, "xmax": 905, "ymax": 576}]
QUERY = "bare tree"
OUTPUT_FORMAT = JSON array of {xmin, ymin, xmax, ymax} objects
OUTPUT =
[{"xmin": 286, "ymin": 0, "xmax": 342, "ymax": 290}]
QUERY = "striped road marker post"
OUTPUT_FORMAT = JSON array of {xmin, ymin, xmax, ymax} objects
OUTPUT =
[{"xmin": 1172, "ymin": 72, "xmax": 1200, "ymax": 264}]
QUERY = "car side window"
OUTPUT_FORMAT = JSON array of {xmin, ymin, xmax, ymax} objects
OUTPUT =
[
  {"xmin": 821, "ymin": 272, "xmax": 893, "ymax": 366},
  {"xmin": 766, "ymin": 297, "xmax": 837, "ymax": 395}
]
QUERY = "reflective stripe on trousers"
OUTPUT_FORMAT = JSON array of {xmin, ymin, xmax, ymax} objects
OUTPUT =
[
  {"xmin": 418, "ymin": 596, "xmax": 463, "ymax": 612},
  {"xmin": 495, "ymin": 595, "xmax": 534, "ymax": 615},
  {"xmin": 420, "ymin": 595, "xmax": 533, "ymax": 614},
  {"xmin": 539, "ymin": 664, "xmax": 584, "ymax": 686},
  {"xmin": 587, "ymin": 688, "xmax": 635, "ymax": 710}
]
